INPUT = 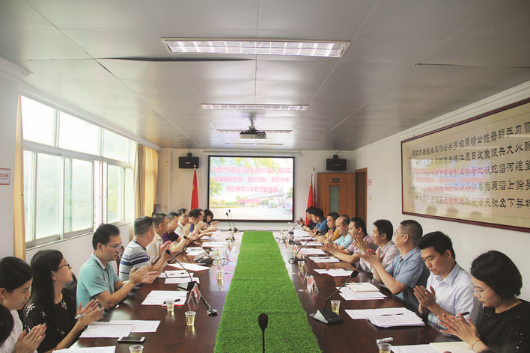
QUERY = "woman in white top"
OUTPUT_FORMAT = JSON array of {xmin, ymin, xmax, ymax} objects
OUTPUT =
[{"xmin": 0, "ymin": 257, "xmax": 46, "ymax": 353}]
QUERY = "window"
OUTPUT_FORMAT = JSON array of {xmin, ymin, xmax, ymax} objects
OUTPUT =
[{"xmin": 22, "ymin": 96, "xmax": 136, "ymax": 247}]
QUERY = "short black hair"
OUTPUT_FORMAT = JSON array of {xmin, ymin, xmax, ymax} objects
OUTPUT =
[
  {"xmin": 373, "ymin": 219, "xmax": 393, "ymax": 241},
  {"xmin": 418, "ymin": 231, "xmax": 455, "ymax": 259},
  {"xmin": 0, "ymin": 304, "xmax": 13, "ymax": 345},
  {"xmin": 310, "ymin": 208, "xmax": 324, "ymax": 219},
  {"xmin": 0, "ymin": 256, "xmax": 33, "ymax": 292},
  {"xmin": 92, "ymin": 223, "xmax": 120, "ymax": 250},
  {"xmin": 350, "ymin": 217, "xmax": 367, "ymax": 236},
  {"xmin": 327, "ymin": 212, "xmax": 339, "ymax": 220},
  {"xmin": 189, "ymin": 208, "xmax": 202, "ymax": 219},
  {"xmin": 176, "ymin": 208, "xmax": 188, "ymax": 217},
  {"xmin": 471, "ymin": 250, "xmax": 522, "ymax": 298},
  {"xmin": 167, "ymin": 211, "xmax": 178, "ymax": 220},
  {"xmin": 305, "ymin": 206, "xmax": 315, "ymax": 213},
  {"xmin": 204, "ymin": 209, "xmax": 214, "ymax": 221},
  {"xmin": 151, "ymin": 212, "xmax": 167, "ymax": 228},
  {"xmin": 400, "ymin": 220, "xmax": 423, "ymax": 246},
  {"xmin": 134, "ymin": 216, "xmax": 154, "ymax": 236}
]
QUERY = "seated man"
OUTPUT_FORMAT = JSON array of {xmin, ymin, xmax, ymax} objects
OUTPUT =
[
  {"xmin": 147, "ymin": 212, "xmax": 169, "ymax": 262},
  {"xmin": 175, "ymin": 208, "xmax": 189, "ymax": 238},
  {"xmin": 357, "ymin": 219, "xmax": 399, "ymax": 272},
  {"xmin": 162, "ymin": 211, "xmax": 180, "ymax": 244},
  {"xmin": 188, "ymin": 208, "xmax": 218, "ymax": 238},
  {"xmin": 308, "ymin": 208, "xmax": 328, "ymax": 236},
  {"xmin": 300, "ymin": 207, "xmax": 316, "ymax": 231},
  {"xmin": 330, "ymin": 215, "xmax": 351, "ymax": 250},
  {"xmin": 360, "ymin": 220, "xmax": 429, "ymax": 309},
  {"xmin": 326, "ymin": 217, "xmax": 378, "ymax": 265},
  {"xmin": 119, "ymin": 216, "xmax": 174, "ymax": 282},
  {"xmin": 315, "ymin": 212, "xmax": 339, "ymax": 244},
  {"xmin": 77, "ymin": 224, "xmax": 151, "ymax": 310},
  {"xmin": 413, "ymin": 231, "xmax": 479, "ymax": 331}
]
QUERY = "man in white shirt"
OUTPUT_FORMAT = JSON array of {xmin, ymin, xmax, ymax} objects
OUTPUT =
[
  {"xmin": 357, "ymin": 219, "xmax": 399, "ymax": 272},
  {"xmin": 413, "ymin": 231, "xmax": 479, "ymax": 331},
  {"xmin": 175, "ymin": 208, "xmax": 189, "ymax": 238},
  {"xmin": 147, "ymin": 212, "xmax": 169, "ymax": 262}
]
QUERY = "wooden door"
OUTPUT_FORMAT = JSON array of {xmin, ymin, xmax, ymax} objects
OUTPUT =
[{"xmin": 317, "ymin": 173, "xmax": 356, "ymax": 217}]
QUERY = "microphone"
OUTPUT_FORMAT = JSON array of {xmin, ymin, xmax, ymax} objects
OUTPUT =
[
  {"xmin": 313, "ymin": 270, "xmax": 359, "ymax": 324},
  {"xmin": 165, "ymin": 249, "xmax": 197, "ymax": 291},
  {"xmin": 165, "ymin": 249, "xmax": 218, "ymax": 316},
  {"xmin": 258, "ymin": 313, "xmax": 268, "ymax": 353},
  {"xmin": 288, "ymin": 231, "xmax": 319, "ymax": 264},
  {"xmin": 228, "ymin": 209, "xmax": 238, "ymax": 233}
]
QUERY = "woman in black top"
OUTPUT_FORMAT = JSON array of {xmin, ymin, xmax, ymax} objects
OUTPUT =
[
  {"xmin": 439, "ymin": 250, "xmax": 529, "ymax": 352},
  {"xmin": 23, "ymin": 250, "xmax": 103, "ymax": 353}
]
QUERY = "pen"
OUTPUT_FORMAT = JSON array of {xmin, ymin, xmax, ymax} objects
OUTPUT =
[
  {"xmin": 163, "ymin": 299, "xmax": 181, "ymax": 304},
  {"xmin": 74, "ymin": 313, "xmax": 86, "ymax": 320},
  {"xmin": 380, "ymin": 313, "xmax": 404, "ymax": 316},
  {"xmin": 460, "ymin": 311, "xmax": 470, "ymax": 316}
]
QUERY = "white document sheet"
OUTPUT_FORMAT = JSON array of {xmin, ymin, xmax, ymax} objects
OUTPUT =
[
  {"xmin": 165, "ymin": 277, "xmax": 200, "ymax": 284},
  {"xmin": 346, "ymin": 282, "xmax": 380, "ymax": 292},
  {"xmin": 314, "ymin": 268, "xmax": 353, "ymax": 277},
  {"xmin": 54, "ymin": 347, "xmax": 116, "ymax": 353},
  {"xmin": 430, "ymin": 341, "xmax": 474, "ymax": 352},
  {"xmin": 309, "ymin": 257, "xmax": 340, "ymax": 263},
  {"xmin": 186, "ymin": 248, "xmax": 207, "ymax": 255},
  {"xmin": 166, "ymin": 263, "xmax": 210, "ymax": 271},
  {"xmin": 301, "ymin": 242, "xmax": 323, "ymax": 247},
  {"xmin": 345, "ymin": 307, "xmax": 424, "ymax": 328},
  {"xmin": 79, "ymin": 323, "xmax": 133, "ymax": 338},
  {"xmin": 392, "ymin": 345, "xmax": 439, "ymax": 353},
  {"xmin": 300, "ymin": 248, "xmax": 326, "ymax": 256},
  {"xmin": 165, "ymin": 270, "xmax": 189, "ymax": 278},
  {"xmin": 339, "ymin": 287, "xmax": 386, "ymax": 300},
  {"xmin": 201, "ymin": 241, "xmax": 227, "ymax": 248},
  {"xmin": 104, "ymin": 320, "xmax": 160, "ymax": 333},
  {"xmin": 141, "ymin": 290, "xmax": 188, "ymax": 305}
]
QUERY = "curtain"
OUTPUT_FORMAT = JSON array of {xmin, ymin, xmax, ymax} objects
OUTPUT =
[
  {"xmin": 13, "ymin": 96, "xmax": 26, "ymax": 259},
  {"xmin": 135, "ymin": 144, "xmax": 159, "ymax": 221}
]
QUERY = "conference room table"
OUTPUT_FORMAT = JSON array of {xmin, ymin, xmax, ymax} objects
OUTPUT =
[{"xmin": 76, "ymin": 231, "xmax": 451, "ymax": 352}]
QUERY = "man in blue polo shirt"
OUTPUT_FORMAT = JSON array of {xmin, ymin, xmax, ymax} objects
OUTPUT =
[
  {"xmin": 77, "ymin": 224, "xmax": 151, "ymax": 311},
  {"xmin": 360, "ymin": 220, "xmax": 429, "ymax": 309}
]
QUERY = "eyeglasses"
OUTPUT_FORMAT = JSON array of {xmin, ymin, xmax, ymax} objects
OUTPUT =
[
  {"xmin": 473, "ymin": 287, "xmax": 491, "ymax": 297},
  {"xmin": 105, "ymin": 243, "xmax": 123, "ymax": 250},
  {"xmin": 56, "ymin": 262, "xmax": 71, "ymax": 270}
]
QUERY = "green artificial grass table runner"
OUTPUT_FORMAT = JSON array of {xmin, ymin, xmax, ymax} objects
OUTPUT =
[{"xmin": 214, "ymin": 231, "xmax": 321, "ymax": 353}]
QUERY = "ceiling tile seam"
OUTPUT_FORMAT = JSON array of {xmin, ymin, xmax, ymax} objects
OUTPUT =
[{"xmin": 307, "ymin": 0, "xmax": 381, "ymax": 109}]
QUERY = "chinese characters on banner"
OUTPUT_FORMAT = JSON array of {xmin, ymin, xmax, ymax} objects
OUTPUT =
[{"xmin": 402, "ymin": 100, "xmax": 530, "ymax": 231}]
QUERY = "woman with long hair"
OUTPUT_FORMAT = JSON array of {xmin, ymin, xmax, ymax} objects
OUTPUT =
[
  {"xmin": 0, "ymin": 256, "xmax": 46, "ymax": 353},
  {"xmin": 23, "ymin": 250, "xmax": 102, "ymax": 353},
  {"xmin": 438, "ymin": 250, "xmax": 529, "ymax": 352}
]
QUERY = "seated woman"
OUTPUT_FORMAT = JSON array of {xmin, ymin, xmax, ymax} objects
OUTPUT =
[
  {"xmin": 203, "ymin": 209, "xmax": 214, "ymax": 227},
  {"xmin": 0, "ymin": 256, "xmax": 46, "ymax": 353},
  {"xmin": 438, "ymin": 250, "xmax": 530, "ymax": 352},
  {"xmin": 23, "ymin": 250, "xmax": 103, "ymax": 353}
]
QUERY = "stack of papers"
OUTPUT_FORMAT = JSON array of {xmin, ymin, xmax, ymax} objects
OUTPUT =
[
  {"xmin": 141, "ymin": 290, "xmax": 188, "ymax": 305},
  {"xmin": 107, "ymin": 320, "xmax": 160, "ymax": 332},
  {"xmin": 345, "ymin": 307, "xmax": 424, "ymax": 328},
  {"xmin": 339, "ymin": 287, "xmax": 386, "ymax": 300},
  {"xmin": 300, "ymin": 248, "xmax": 326, "ymax": 256},
  {"xmin": 55, "ymin": 347, "xmax": 116, "ymax": 353},
  {"xmin": 314, "ymin": 268, "xmax": 353, "ymax": 277},
  {"xmin": 346, "ymin": 282, "xmax": 379, "ymax": 292},
  {"xmin": 201, "ymin": 241, "xmax": 227, "ymax": 248},
  {"xmin": 186, "ymin": 248, "xmax": 207, "ymax": 256},
  {"xmin": 309, "ymin": 257, "xmax": 340, "ymax": 263}
]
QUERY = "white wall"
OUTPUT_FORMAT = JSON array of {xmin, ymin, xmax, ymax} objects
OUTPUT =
[
  {"xmin": 156, "ymin": 148, "xmax": 356, "ymax": 230},
  {"xmin": 354, "ymin": 81, "xmax": 530, "ymax": 300}
]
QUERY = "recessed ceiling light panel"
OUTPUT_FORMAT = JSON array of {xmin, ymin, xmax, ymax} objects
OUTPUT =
[
  {"xmin": 202, "ymin": 104, "xmax": 308, "ymax": 111},
  {"xmin": 162, "ymin": 39, "xmax": 349, "ymax": 57}
]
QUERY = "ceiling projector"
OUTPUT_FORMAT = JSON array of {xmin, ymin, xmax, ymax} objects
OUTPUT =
[{"xmin": 240, "ymin": 129, "xmax": 267, "ymax": 139}]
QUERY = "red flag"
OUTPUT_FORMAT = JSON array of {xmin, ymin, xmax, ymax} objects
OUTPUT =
[
  {"xmin": 305, "ymin": 172, "xmax": 315, "ymax": 226},
  {"xmin": 191, "ymin": 167, "xmax": 199, "ymax": 209}
]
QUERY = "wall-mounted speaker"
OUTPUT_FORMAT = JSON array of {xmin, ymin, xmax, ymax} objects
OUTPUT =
[
  {"xmin": 179, "ymin": 153, "xmax": 199, "ymax": 169},
  {"xmin": 326, "ymin": 155, "xmax": 346, "ymax": 171}
]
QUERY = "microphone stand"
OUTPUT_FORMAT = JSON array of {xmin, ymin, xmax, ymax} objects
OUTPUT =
[
  {"xmin": 288, "ymin": 231, "xmax": 319, "ymax": 264},
  {"xmin": 229, "ymin": 209, "xmax": 238, "ymax": 233},
  {"xmin": 313, "ymin": 270, "xmax": 359, "ymax": 324},
  {"xmin": 165, "ymin": 249, "xmax": 218, "ymax": 316}
]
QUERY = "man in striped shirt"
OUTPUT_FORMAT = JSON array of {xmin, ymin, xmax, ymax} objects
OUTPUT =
[{"xmin": 119, "ymin": 216, "xmax": 172, "ymax": 282}]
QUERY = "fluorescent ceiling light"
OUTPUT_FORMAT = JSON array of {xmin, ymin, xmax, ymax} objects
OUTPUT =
[
  {"xmin": 202, "ymin": 104, "xmax": 308, "ymax": 111},
  {"xmin": 217, "ymin": 129, "xmax": 292, "ymax": 134},
  {"xmin": 162, "ymin": 39, "xmax": 349, "ymax": 58}
]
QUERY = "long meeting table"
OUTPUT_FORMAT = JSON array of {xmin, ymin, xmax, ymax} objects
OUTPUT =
[{"xmin": 76, "ymin": 231, "xmax": 451, "ymax": 352}]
